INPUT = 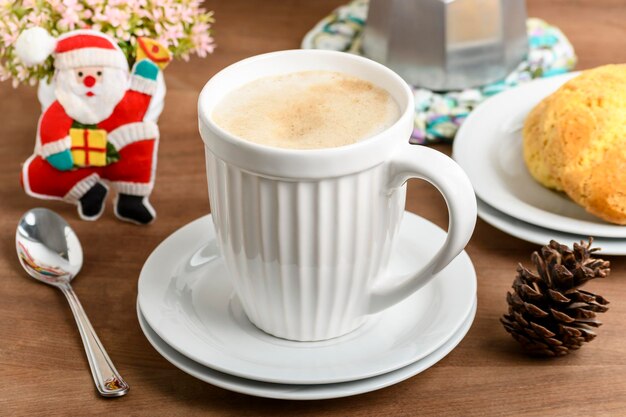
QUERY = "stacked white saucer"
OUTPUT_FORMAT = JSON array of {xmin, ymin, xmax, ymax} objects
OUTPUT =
[
  {"xmin": 137, "ymin": 212, "xmax": 477, "ymax": 400},
  {"xmin": 453, "ymin": 73, "xmax": 626, "ymax": 255}
]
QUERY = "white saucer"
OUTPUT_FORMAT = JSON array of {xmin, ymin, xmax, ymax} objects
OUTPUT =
[
  {"xmin": 137, "ymin": 212, "xmax": 477, "ymax": 385},
  {"xmin": 478, "ymin": 198, "xmax": 626, "ymax": 255},
  {"xmin": 138, "ymin": 299, "xmax": 476, "ymax": 400},
  {"xmin": 453, "ymin": 73, "xmax": 626, "ymax": 239}
]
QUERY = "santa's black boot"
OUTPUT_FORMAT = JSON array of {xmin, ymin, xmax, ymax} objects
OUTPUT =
[
  {"xmin": 115, "ymin": 194, "xmax": 156, "ymax": 225},
  {"xmin": 78, "ymin": 182, "xmax": 108, "ymax": 220}
]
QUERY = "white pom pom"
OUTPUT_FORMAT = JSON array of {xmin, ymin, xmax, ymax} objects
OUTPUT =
[{"xmin": 15, "ymin": 27, "xmax": 56, "ymax": 66}]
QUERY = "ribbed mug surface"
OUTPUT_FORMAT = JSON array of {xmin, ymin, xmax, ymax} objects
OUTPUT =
[{"xmin": 206, "ymin": 150, "xmax": 406, "ymax": 341}]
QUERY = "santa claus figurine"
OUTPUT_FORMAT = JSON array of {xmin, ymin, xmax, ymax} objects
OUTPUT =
[{"xmin": 15, "ymin": 28, "xmax": 171, "ymax": 224}]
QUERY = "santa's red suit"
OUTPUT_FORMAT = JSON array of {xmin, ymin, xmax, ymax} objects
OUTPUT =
[{"xmin": 22, "ymin": 80, "xmax": 158, "ymax": 201}]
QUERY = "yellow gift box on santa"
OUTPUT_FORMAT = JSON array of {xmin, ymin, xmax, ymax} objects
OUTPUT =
[{"xmin": 69, "ymin": 128, "xmax": 108, "ymax": 167}]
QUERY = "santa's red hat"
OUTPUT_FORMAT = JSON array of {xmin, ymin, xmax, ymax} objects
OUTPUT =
[{"xmin": 15, "ymin": 28, "xmax": 128, "ymax": 71}]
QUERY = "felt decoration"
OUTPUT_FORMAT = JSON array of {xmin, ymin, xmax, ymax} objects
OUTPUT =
[
  {"xmin": 137, "ymin": 37, "xmax": 172, "ymax": 70},
  {"xmin": 17, "ymin": 28, "xmax": 171, "ymax": 224},
  {"xmin": 69, "ymin": 128, "xmax": 109, "ymax": 167},
  {"xmin": 15, "ymin": 27, "xmax": 56, "ymax": 66}
]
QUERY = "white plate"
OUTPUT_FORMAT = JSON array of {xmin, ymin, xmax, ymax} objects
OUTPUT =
[
  {"xmin": 453, "ymin": 73, "xmax": 626, "ymax": 238},
  {"xmin": 137, "ymin": 299, "xmax": 476, "ymax": 400},
  {"xmin": 137, "ymin": 212, "xmax": 477, "ymax": 385},
  {"xmin": 478, "ymin": 198, "xmax": 626, "ymax": 255}
]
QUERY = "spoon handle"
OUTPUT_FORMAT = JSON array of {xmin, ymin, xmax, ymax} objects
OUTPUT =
[{"xmin": 60, "ymin": 284, "xmax": 130, "ymax": 397}]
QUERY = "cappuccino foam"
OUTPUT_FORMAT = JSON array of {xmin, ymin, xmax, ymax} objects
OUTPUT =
[{"xmin": 212, "ymin": 71, "xmax": 400, "ymax": 149}]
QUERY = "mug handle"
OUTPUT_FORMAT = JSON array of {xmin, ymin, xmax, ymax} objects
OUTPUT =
[{"xmin": 368, "ymin": 143, "xmax": 477, "ymax": 314}]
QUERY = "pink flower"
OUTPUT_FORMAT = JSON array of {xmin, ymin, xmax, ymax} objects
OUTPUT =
[
  {"xmin": 102, "ymin": 5, "xmax": 130, "ymax": 28},
  {"xmin": 27, "ymin": 11, "xmax": 48, "ymax": 26},
  {"xmin": 1, "ymin": 20, "xmax": 19, "ymax": 46}
]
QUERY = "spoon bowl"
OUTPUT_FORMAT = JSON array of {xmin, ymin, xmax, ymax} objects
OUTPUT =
[
  {"xmin": 16, "ymin": 208, "xmax": 82, "ymax": 286},
  {"xmin": 15, "ymin": 208, "xmax": 129, "ymax": 397}
]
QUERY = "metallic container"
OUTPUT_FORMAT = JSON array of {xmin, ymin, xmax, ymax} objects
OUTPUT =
[{"xmin": 362, "ymin": 0, "xmax": 528, "ymax": 91}]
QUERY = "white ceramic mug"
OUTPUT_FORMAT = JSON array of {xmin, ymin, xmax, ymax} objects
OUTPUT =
[{"xmin": 198, "ymin": 50, "xmax": 477, "ymax": 341}]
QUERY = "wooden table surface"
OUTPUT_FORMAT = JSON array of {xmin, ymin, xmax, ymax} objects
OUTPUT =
[{"xmin": 2, "ymin": 1, "xmax": 626, "ymax": 415}]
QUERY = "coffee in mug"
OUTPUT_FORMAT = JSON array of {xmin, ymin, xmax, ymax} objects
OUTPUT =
[{"xmin": 212, "ymin": 70, "xmax": 400, "ymax": 149}]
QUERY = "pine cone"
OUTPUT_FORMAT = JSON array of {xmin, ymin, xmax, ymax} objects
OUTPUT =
[{"xmin": 501, "ymin": 239, "xmax": 610, "ymax": 357}]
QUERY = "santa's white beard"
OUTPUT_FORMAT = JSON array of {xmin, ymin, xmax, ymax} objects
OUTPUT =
[{"xmin": 55, "ymin": 67, "xmax": 128, "ymax": 125}]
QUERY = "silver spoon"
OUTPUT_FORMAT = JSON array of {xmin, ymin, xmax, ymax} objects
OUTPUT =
[{"xmin": 16, "ymin": 208, "xmax": 129, "ymax": 397}]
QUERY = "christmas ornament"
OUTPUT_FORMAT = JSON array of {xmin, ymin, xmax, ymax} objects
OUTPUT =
[
  {"xmin": 501, "ymin": 239, "xmax": 610, "ymax": 357},
  {"xmin": 16, "ymin": 28, "xmax": 172, "ymax": 224},
  {"xmin": 136, "ymin": 38, "xmax": 172, "ymax": 70}
]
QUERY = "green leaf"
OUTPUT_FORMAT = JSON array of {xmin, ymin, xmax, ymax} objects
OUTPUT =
[{"xmin": 106, "ymin": 141, "xmax": 121, "ymax": 165}]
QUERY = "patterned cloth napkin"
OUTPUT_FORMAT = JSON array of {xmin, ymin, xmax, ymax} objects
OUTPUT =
[{"xmin": 301, "ymin": 0, "xmax": 577, "ymax": 144}]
